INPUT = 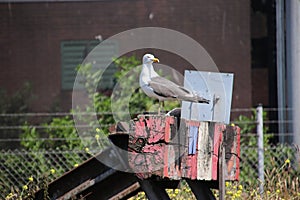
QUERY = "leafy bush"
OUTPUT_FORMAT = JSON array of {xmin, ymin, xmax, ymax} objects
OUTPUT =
[
  {"xmin": 20, "ymin": 55, "xmax": 179, "ymax": 150},
  {"xmin": 0, "ymin": 82, "xmax": 33, "ymax": 149},
  {"xmin": 21, "ymin": 116, "xmax": 82, "ymax": 151}
]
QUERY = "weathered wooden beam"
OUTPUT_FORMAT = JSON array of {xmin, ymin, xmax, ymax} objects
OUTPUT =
[
  {"xmin": 218, "ymin": 142, "xmax": 226, "ymax": 200},
  {"xmin": 108, "ymin": 182, "xmax": 141, "ymax": 200},
  {"xmin": 224, "ymin": 126, "xmax": 240, "ymax": 181},
  {"xmin": 34, "ymin": 146, "xmax": 140, "ymax": 200}
]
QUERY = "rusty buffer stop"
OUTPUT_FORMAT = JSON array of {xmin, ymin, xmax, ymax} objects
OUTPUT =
[
  {"xmin": 128, "ymin": 70, "xmax": 239, "ymax": 197},
  {"xmin": 128, "ymin": 115, "xmax": 240, "ymax": 181}
]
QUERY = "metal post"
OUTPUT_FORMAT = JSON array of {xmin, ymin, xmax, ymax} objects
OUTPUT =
[
  {"xmin": 276, "ymin": 0, "xmax": 286, "ymax": 143},
  {"xmin": 286, "ymin": 0, "xmax": 300, "ymax": 162},
  {"xmin": 257, "ymin": 105, "xmax": 264, "ymax": 195}
]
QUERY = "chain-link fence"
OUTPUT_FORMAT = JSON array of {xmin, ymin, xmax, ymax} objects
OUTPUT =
[
  {"xmin": 0, "ymin": 108, "xmax": 299, "ymax": 199},
  {"xmin": 231, "ymin": 106, "xmax": 299, "ymax": 195},
  {"xmin": 0, "ymin": 149, "xmax": 91, "ymax": 199}
]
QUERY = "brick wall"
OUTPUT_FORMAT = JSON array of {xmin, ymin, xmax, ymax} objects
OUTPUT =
[{"xmin": 0, "ymin": 0, "xmax": 251, "ymax": 112}]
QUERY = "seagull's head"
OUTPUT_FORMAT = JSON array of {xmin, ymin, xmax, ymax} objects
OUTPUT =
[{"xmin": 143, "ymin": 54, "xmax": 159, "ymax": 64}]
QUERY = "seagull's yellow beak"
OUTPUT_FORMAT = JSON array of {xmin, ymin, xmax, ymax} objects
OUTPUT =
[{"xmin": 152, "ymin": 58, "xmax": 159, "ymax": 63}]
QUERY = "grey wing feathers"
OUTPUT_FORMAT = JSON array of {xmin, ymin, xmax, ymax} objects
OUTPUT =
[
  {"xmin": 148, "ymin": 78, "xmax": 180, "ymax": 98},
  {"xmin": 149, "ymin": 76, "xmax": 210, "ymax": 103},
  {"xmin": 150, "ymin": 77, "xmax": 181, "ymax": 89}
]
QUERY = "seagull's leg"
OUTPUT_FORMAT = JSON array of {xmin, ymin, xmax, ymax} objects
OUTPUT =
[
  {"xmin": 158, "ymin": 100, "xmax": 165, "ymax": 115},
  {"xmin": 158, "ymin": 101, "xmax": 161, "ymax": 115},
  {"xmin": 161, "ymin": 101, "xmax": 165, "ymax": 114}
]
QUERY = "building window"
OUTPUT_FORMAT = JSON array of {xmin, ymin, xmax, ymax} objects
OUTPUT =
[{"xmin": 60, "ymin": 40, "xmax": 118, "ymax": 90}]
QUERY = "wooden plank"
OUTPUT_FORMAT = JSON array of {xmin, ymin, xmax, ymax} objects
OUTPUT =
[
  {"xmin": 211, "ymin": 123, "xmax": 224, "ymax": 180},
  {"xmin": 180, "ymin": 120, "xmax": 199, "ymax": 180},
  {"xmin": 182, "ymin": 121, "xmax": 223, "ymax": 181},
  {"xmin": 235, "ymin": 126, "xmax": 241, "ymax": 180},
  {"xmin": 128, "ymin": 144, "xmax": 165, "ymax": 178},
  {"xmin": 128, "ymin": 115, "xmax": 177, "ymax": 178},
  {"xmin": 165, "ymin": 116, "xmax": 181, "ymax": 179},
  {"xmin": 218, "ymin": 143, "xmax": 226, "ymax": 200},
  {"xmin": 180, "ymin": 119, "xmax": 191, "ymax": 179},
  {"xmin": 190, "ymin": 154, "xmax": 198, "ymax": 180},
  {"xmin": 197, "ymin": 122, "xmax": 212, "ymax": 180},
  {"xmin": 108, "ymin": 182, "xmax": 140, "ymax": 200},
  {"xmin": 164, "ymin": 145, "xmax": 181, "ymax": 180},
  {"xmin": 163, "ymin": 144, "xmax": 169, "ymax": 178},
  {"xmin": 224, "ymin": 126, "xmax": 241, "ymax": 181},
  {"xmin": 146, "ymin": 116, "xmax": 166, "ymax": 144},
  {"xmin": 164, "ymin": 116, "xmax": 174, "ymax": 143}
]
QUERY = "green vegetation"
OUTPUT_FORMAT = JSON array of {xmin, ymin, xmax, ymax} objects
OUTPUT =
[
  {"xmin": 20, "ymin": 55, "xmax": 179, "ymax": 151},
  {"xmin": 0, "ymin": 82, "xmax": 33, "ymax": 149}
]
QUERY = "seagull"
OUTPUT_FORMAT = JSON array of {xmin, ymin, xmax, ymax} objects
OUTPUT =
[{"xmin": 139, "ymin": 53, "xmax": 210, "ymax": 113}]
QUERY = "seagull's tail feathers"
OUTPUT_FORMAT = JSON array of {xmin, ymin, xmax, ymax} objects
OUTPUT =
[
  {"xmin": 195, "ymin": 96, "xmax": 210, "ymax": 104},
  {"xmin": 180, "ymin": 95, "xmax": 210, "ymax": 104}
]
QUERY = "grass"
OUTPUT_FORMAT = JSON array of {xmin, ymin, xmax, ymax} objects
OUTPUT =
[{"xmin": 129, "ymin": 158, "xmax": 300, "ymax": 200}]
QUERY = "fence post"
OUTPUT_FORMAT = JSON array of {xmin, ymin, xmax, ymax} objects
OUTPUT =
[{"xmin": 257, "ymin": 104, "xmax": 264, "ymax": 195}]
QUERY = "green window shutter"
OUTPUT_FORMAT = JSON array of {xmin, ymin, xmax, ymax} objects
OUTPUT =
[{"xmin": 61, "ymin": 40, "xmax": 118, "ymax": 90}]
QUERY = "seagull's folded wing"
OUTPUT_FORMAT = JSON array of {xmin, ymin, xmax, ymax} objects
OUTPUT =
[
  {"xmin": 149, "ymin": 77, "xmax": 210, "ymax": 103},
  {"xmin": 149, "ymin": 77, "xmax": 192, "ymax": 98}
]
